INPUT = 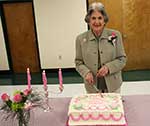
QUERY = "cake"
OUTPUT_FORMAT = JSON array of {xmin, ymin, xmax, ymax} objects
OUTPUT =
[{"xmin": 68, "ymin": 93, "xmax": 127, "ymax": 126}]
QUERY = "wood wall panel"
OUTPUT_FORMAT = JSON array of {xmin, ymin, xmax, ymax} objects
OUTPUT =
[
  {"xmin": 123, "ymin": 0, "xmax": 150, "ymax": 70},
  {"xmin": 3, "ymin": 2, "xmax": 40, "ymax": 73},
  {"xmin": 88, "ymin": 0, "xmax": 150, "ymax": 70}
]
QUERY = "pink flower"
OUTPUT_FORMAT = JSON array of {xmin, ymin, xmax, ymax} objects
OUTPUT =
[
  {"xmin": 1, "ymin": 93, "xmax": 10, "ymax": 102},
  {"xmin": 13, "ymin": 94, "xmax": 22, "ymax": 103},
  {"xmin": 111, "ymin": 32, "xmax": 116, "ymax": 38},
  {"xmin": 23, "ymin": 89, "xmax": 31, "ymax": 96},
  {"xmin": 108, "ymin": 32, "xmax": 117, "ymax": 46}
]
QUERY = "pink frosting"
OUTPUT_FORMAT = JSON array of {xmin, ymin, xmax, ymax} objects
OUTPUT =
[
  {"xmin": 69, "ymin": 94, "xmax": 126, "ymax": 126},
  {"xmin": 69, "ymin": 113, "xmax": 124, "ymax": 122}
]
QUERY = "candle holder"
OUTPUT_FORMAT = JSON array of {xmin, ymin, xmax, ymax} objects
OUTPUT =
[
  {"xmin": 49, "ymin": 85, "xmax": 64, "ymax": 94},
  {"xmin": 42, "ymin": 85, "xmax": 64, "ymax": 112},
  {"xmin": 43, "ymin": 86, "xmax": 51, "ymax": 112}
]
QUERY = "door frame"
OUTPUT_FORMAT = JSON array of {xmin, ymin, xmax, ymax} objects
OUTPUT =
[{"xmin": 0, "ymin": 0, "xmax": 41, "ymax": 73}]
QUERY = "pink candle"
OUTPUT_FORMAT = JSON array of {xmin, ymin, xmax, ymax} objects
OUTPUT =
[
  {"xmin": 42, "ymin": 70, "xmax": 47, "ymax": 88},
  {"xmin": 27, "ymin": 68, "xmax": 31, "ymax": 90},
  {"xmin": 58, "ymin": 68, "xmax": 63, "ymax": 88}
]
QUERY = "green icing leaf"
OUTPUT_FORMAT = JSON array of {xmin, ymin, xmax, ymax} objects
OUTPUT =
[{"xmin": 73, "ymin": 104, "xmax": 83, "ymax": 110}]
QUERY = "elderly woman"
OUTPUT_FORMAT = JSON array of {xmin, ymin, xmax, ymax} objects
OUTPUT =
[{"xmin": 75, "ymin": 2, "xmax": 127, "ymax": 93}]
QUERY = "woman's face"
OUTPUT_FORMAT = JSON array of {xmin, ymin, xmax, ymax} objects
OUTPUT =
[{"xmin": 89, "ymin": 10, "xmax": 105, "ymax": 35}]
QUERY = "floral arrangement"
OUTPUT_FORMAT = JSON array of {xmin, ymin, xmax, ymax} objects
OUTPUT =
[
  {"xmin": 0, "ymin": 88, "xmax": 44, "ymax": 126},
  {"xmin": 0, "ymin": 68, "xmax": 64, "ymax": 126},
  {"xmin": 108, "ymin": 32, "xmax": 117, "ymax": 46}
]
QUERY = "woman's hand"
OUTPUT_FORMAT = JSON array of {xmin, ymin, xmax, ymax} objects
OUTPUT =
[
  {"xmin": 85, "ymin": 72, "xmax": 95, "ymax": 84},
  {"xmin": 96, "ymin": 66, "xmax": 109, "ymax": 77}
]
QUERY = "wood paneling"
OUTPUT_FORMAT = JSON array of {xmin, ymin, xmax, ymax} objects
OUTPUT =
[
  {"xmin": 123, "ymin": 0, "xmax": 150, "ymax": 70},
  {"xmin": 88, "ymin": 0, "xmax": 150, "ymax": 70},
  {"xmin": 3, "ymin": 2, "xmax": 40, "ymax": 73}
]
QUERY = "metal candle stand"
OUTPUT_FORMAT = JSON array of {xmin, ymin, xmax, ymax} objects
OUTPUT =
[
  {"xmin": 43, "ymin": 85, "xmax": 64, "ymax": 112},
  {"xmin": 43, "ymin": 86, "xmax": 51, "ymax": 112}
]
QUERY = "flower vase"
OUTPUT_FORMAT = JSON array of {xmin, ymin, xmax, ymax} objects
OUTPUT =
[{"xmin": 18, "ymin": 110, "xmax": 30, "ymax": 126}]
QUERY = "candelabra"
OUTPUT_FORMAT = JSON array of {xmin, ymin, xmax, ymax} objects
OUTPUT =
[
  {"xmin": 43, "ymin": 85, "xmax": 64, "ymax": 112},
  {"xmin": 43, "ymin": 86, "xmax": 51, "ymax": 112}
]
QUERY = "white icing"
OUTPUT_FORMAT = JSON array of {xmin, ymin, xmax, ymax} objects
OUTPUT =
[{"xmin": 68, "ymin": 93, "xmax": 126, "ymax": 126}]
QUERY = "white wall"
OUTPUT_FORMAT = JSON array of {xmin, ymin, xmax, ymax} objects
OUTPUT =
[
  {"xmin": 0, "ymin": 17, "xmax": 9, "ymax": 70},
  {"xmin": 34, "ymin": 0, "xmax": 87, "ymax": 69}
]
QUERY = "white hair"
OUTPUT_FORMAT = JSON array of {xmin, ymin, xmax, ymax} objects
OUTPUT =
[
  {"xmin": 89, "ymin": 2, "xmax": 104, "ymax": 10},
  {"xmin": 85, "ymin": 2, "xmax": 109, "ymax": 23}
]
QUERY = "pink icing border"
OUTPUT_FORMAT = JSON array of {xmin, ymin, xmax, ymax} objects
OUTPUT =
[
  {"xmin": 69, "ymin": 113, "xmax": 124, "ymax": 122},
  {"xmin": 67, "ymin": 118, "xmax": 127, "ymax": 126}
]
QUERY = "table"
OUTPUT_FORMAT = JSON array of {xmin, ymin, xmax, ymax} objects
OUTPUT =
[{"xmin": 0, "ymin": 95, "xmax": 150, "ymax": 126}]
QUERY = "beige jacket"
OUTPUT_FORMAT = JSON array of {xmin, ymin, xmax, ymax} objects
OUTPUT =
[{"xmin": 75, "ymin": 28, "xmax": 127, "ymax": 93}]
